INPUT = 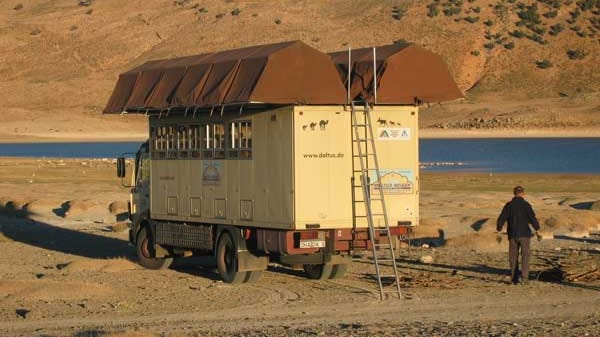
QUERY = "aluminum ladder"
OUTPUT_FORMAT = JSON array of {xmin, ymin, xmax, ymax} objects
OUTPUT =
[{"xmin": 351, "ymin": 101, "xmax": 402, "ymax": 300}]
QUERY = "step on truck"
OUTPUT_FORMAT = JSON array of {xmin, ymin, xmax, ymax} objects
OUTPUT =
[{"xmin": 105, "ymin": 41, "xmax": 462, "ymax": 283}]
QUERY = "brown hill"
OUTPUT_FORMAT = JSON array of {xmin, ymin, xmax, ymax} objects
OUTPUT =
[{"xmin": 1, "ymin": 0, "xmax": 598, "ymax": 141}]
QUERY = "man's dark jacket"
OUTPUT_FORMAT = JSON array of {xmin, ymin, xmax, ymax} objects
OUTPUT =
[{"xmin": 497, "ymin": 196, "xmax": 540, "ymax": 238}]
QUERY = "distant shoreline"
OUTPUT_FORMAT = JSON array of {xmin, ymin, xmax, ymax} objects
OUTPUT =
[{"xmin": 0, "ymin": 127, "xmax": 598, "ymax": 143}]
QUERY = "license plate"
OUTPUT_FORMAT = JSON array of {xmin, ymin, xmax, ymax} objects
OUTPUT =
[{"xmin": 299, "ymin": 240, "xmax": 326, "ymax": 249}]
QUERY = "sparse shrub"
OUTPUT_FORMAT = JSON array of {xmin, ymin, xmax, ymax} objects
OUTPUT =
[
  {"xmin": 275, "ymin": 18, "xmax": 282, "ymax": 24},
  {"xmin": 576, "ymin": 30, "xmax": 588, "ymax": 37},
  {"xmin": 30, "ymin": 28, "xmax": 41, "ymax": 35},
  {"xmin": 443, "ymin": 6, "xmax": 462, "ymax": 16},
  {"xmin": 392, "ymin": 5, "xmax": 407, "ymax": 20},
  {"xmin": 508, "ymin": 0, "xmax": 517, "ymax": 3},
  {"xmin": 571, "ymin": 25, "xmax": 581, "ymax": 31},
  {"xmin": 527, "ymin": 33, "xmax": 546, "ymax": 44},
  {"xmin": 517, "ymin": 4, "xmax": 541, "ymax": 25},
  {"xmin": 78, "ymin": 0, "xmax": 93, "ymax": 6},
  {"xmin": 215, "ymin": 13, "xmax": 225, "ymax": 19},
  {"xmin": 471, "ymin": 50, "xmax": 481, "ymax": 56},
  {"xmin": 427, "ymin": 3, "xmax": 440, "ymax": 17},
  {"xmin": 577, "ymin": 0, "xmax": 598, "ymax": 11},
  {"xmin": 13, "ymin": 3, "xmax": 23, "ymax": 10},
  {"xmin": 230, "ymin": 8, "xmax": 241, "ymax": 16},
  {"xmin": 484, "ymin": 42, "xmax": 496, "ymax": 49},
  {"xmin": 543, "ymin": 10, "xmax": 558, "ymax": 18},
  {"xmin": 85, "ymin": 8, "xmax": 93, "ymax": 14},
  {"xmin": 536, "ymin": 59, "xmax": 553, "ymax": 68},
  {"xmin": 464, "ymin": 16, "xmax": 479, "ymax": 23},
  {"xmin": 549, "ymin": 23, "xmax": 564, "ymax": 35},
  {"xmin": 494, "ymin": 2, "xmax": 508, "ymax": 18},
  {"xmin": 484, "ymin": 19, "xmax": 495, "ymax": 26},
  {"xmin": 252, "ymin": 13, "xmax": 258, "ymax": 17},
  {"xmin": 472, "ymin": 6, "xmax": 481, "ymax": 13},
  {"xmin": 70, "ymin": 25, "xmax": 78, "ymax": 31},
  {"xmin": 197, "ymin": 7, "xmax": 208, "ymax": 13},
  {"xmin": 510, "ymin": 29, "xmax": 526, "ymax": 38},
  {"xmin": 530, "ymin": 25, "xmax": 546, "ymax": 35},
  {"xmin": 504, "ymin": 41, "xmax": 515, "ymax": 49},
  {"xmin": 539, "ymin": 0, "xmax": 563, "ymax": 8},
  {"xmin": 570, "ymin": 8, "xmax": 581, "ymax": 21},
  {"xmin": 567, "ymin": 49, "xmax": 586, "ymax": 59}
]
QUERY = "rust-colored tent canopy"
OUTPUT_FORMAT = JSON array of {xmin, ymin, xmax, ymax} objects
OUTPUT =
[
  {"xmin": 103, "ymin": 41, "xmax": 347, "ymax": 113},
  {"xmin": 329, "ymin": 43, "xmax": 463, "ymax": 104}
]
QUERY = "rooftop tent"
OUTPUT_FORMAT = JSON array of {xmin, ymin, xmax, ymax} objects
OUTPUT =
[
  {"xmin": 103, "ymin": 41, "xmax": 347, "ymax": 113},
  {"xmin": 329, "ymin": 43, "xmax": 463, "ymax": 104}
]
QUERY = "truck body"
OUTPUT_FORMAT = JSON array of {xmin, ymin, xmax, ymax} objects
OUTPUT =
[{"xmin": 125, "ymin": 104, "xmax": 418, "ymax": 281}]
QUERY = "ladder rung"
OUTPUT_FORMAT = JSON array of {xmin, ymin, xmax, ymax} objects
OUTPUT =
[
  {"xmin": 376, "ymin": 259, "xmax": 395, "ymax": 263},
  {"xmin": 379, "ymin": 274, "xmax": 399, "ymax": 278},
  {"xmin": 352, "ymin": 139, "xmax": 372, "ymax": 142},
  {"xmin": 353, "ymin": 124, "xmax": 367, "ymax": 127},
  {"xmin": 373, "ymin": 243, "xmax": 392, "ymax": 247}
]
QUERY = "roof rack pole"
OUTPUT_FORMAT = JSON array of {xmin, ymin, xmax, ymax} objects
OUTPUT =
[
  {"xmin": 239, "ymin": 103, "xmax": 244, "ymax": 115},
  {"xmin": 192, "ymin": 106, "xmax": 198, "ymax": 119},
  {"xmin": 210, "ymin": 105, "xmax": 214, "ymax": 118},
  {"xmin": 347, "ymin": 47, "xmax": 352, "ymax": 105},
  {"xmin": 220, "ymin": 104, "xmax": 225, "ymax": 117},
  {"xmin": 373, "ymin": 47, "xmax": 377, "ymax": 105}
]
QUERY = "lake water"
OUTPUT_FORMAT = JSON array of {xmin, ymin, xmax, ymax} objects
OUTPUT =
[{"xmin": 0, "ymin": 138, "xmax": 598, "ymax": 173}]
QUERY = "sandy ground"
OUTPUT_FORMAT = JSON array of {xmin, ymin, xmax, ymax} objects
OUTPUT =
[{"xmin": 0, "ymin": 158, "xmax": 599, "ymax": 337}]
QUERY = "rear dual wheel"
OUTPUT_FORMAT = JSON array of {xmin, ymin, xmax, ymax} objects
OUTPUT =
[{"xmin": 216, "ymin": 232, "xmax": 262, "ymax": 284}]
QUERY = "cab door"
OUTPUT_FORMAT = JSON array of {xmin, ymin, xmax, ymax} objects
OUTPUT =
[{"xmin": 132, "ymin": 144, "xmax": 151, "ymax": 223}]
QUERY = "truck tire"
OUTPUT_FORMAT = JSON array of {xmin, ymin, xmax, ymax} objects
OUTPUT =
[
  {"xmin": 303, "ymin": 263, "xmax": 333, "ymax": 280},
  {"xmin": 329, "ymin": 264, "xmax": 348, "ymax": 279},
  {"xmin": 216, "ymin": 232, "xmax": 248, "ymax": 284},
  {"xmin": 136, "ymin": 226, "xmax": 173, "ymax": 270}
]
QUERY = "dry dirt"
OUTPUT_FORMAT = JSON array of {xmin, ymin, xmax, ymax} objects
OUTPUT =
[
  {"xmin": 0, "ymin": 158, "xmax": 599, "ymax": 337},
  {"xmin": 1, "ymin": 0, "xmax": 599, "ymax": 142}
]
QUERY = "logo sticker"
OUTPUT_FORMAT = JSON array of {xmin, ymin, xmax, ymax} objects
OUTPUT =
[
  {"xmin": 370, "ymin": 169, "xmax": 415, "ymax": 194},
  {"xmin": 202, "ymin": 162, "xmax": 222, "ymax": 185},
  {"xmin": 377, "ymin": 128, "xmax": 410, "ymax": 141}
]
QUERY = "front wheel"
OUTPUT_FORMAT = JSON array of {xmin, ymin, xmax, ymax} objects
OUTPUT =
[
  {"xmin": 216, "ymin": 232, "xmax": 248, "ymax": 283},
  {"xmin": 136, "ymin": 226, "xmax": 173, "ymax": 270}
]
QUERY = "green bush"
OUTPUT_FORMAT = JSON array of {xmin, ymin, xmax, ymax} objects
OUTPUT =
[
  {"xmin": 543, "ymin": 10, "xmax": 558, "ymax": 18},
  {"xmin": 471, "ymin": 50, "xmax": 481, "ymax": 56},
  {"xmin": 567, "ymin": 49, "xmax": 586, "ymax": 59},
  {"xmin": 464, "ymin": 16, "xmax": 479, "ymax": 23},
  {"xmin": 484, "ymin": 19, "xmax": 495, "ymax": 26},
  {"xmin": 577, "ymin": 0, "xmax": 598, "ymax": 11},
  {"xmin": 536, "ymin": 59, "xmax": 553, "ymax": 69},
  {"xmin": 527, "ymin": 33, "xmax": 546, "ymax": 44},
  {"xmin": 549, "ymin": 23, "xmax": 564, "ymax": 35},
  {"xmin": 510, "ymin": 29, "xmax": 526, "ymax": 38},
  {"xmin": 504, "ymin": 41, "xmax": 515, "ymax": 49},
  {"xmin": 517, "ymin": 4, "xmax": 541, "ymax": 25},
  {"xmin": 443, "ymin": 6, "xmax": 462, "ymax": 16},
  {"xmin": 530, "ymin": 25, "xmax": 546, "ymax": 35},
  {"xmin": 472, "ymin": 6, "xmax": 481, "ymax": 13},
  {"xmin": 484, "ymin": 42, "xmax": 496, "ymax": 49},
  {"xmin": 230, "ymin": 8, "xmax": 241, "ymax": 16}
]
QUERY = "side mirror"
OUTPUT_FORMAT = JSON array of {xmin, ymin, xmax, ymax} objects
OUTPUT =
[{"xmin": 116, "ymin": 157, "xmax": 126, "ymax": 178}]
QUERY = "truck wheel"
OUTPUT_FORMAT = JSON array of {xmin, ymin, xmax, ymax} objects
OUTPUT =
[
  {"xmin": 303, "ymin": 264, "xmax": 333, "ymax": 280},
  {"xmin": 329, "ymin": 264, "xmax": 348, "ymax": 279},
  {"xmin": 216, "ymin": 232, "xmax": 248, "ymax": 284},
  {"xmin": 136, "ymin": 227, "xmax": 173, "ymax": 270}
]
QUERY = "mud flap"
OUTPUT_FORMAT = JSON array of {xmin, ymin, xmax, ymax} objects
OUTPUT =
[{"xmin": 237, "ymin": 251, "xmax": 269, "ymax": 272}]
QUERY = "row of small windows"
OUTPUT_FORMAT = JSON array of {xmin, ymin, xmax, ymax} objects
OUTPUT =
[{"xmin": 151, "ymin": 121, "xmax": 252, "ymax": 160}]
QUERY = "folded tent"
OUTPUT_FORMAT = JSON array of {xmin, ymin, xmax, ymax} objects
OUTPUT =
[
  {"xmin": 329, "ymin": 43, "xmax": 463, "ymax": 104},
  {"xmin": 103, "ymin": 41, "xmax": 347, "ymax": 113}
]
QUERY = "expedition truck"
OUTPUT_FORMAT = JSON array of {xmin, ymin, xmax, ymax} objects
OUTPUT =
[{"xmin": 106, "ymin": 41, "xmax": 462, "ymax": 284}]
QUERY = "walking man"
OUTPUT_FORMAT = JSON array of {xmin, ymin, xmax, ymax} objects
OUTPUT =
[{"xmin": 496, "ymin": 186, "xmax": 541, "ymax": 285}]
